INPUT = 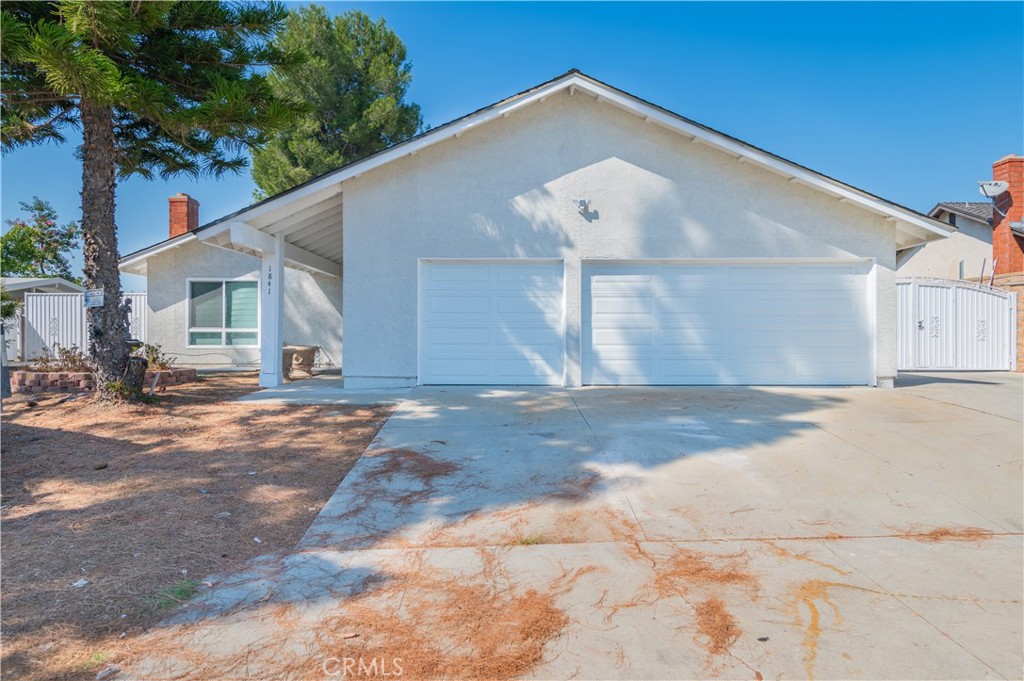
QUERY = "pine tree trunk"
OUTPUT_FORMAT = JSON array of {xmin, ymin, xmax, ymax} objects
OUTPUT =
[{"xmin": 80, "ymin": 102, "xmax": 141, "ymax": 399}]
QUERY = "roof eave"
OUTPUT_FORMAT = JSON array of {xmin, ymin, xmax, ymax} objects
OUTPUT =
[
  {"xmin": 928, "ymin": 203, "xmax": 993, "ymax": 228},
  {"xmin": 121, "ymin": 69, "xmax": 955, "ymax": 266},
  {"xmin": 119, "ymin": 233, "xmax": 197, "ymax": 276},
  {"xmin": 1, "ymin": 277, "xmax": 86, "ymax": 293}
]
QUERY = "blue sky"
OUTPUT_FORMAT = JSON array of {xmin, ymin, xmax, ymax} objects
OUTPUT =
[{"xmin": 2, "ymin": 1, "xmax": 1022, "ymax": 290}]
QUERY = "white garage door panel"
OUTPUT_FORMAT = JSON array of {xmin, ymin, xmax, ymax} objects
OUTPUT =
[
  {"xmin": 421, "ymin": 262, "xmax": 564, "ymax": 385},
  {"xmin": 428, "ymin": 296, "xmax": 490, "ymax": 314},
  {"xmin": 583, "ymin": 261, "xmax": 871, "ymax": 386}
]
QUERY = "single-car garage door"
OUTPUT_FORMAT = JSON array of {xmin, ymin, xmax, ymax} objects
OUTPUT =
[
  {"xmin": 583, "ymin": 260, "xmax": 872, "ymax": 385},
  {"xmin": 420, "ymin": 260, "xmax": 564, "ymax": 384}
]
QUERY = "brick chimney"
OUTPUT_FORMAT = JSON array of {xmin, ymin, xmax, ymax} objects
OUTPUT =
[
  {"xmin": 992, "ymin": 155, "xmax": 1024, "ymax": 276},
  {"xmin": 168, "ymin": 193, "xmax": 200, "ymax": 238}
]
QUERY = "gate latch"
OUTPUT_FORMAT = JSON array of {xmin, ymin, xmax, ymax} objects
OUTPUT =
[{"xmin": 917, "ymin": 320, "xmax": 924, "ymax": 330}]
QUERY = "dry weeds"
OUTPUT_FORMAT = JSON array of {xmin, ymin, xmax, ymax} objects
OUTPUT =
[
  {"xmin": 901, "ymin": 526, "xmax": 995, "ymax": 543},
  {"xmin": 694, "ymin": 597, "xmax": 742, "ymax": 656},
  {"xmin": 120, "ymin": 549, "xmax": 584, "ymax": 680},
  {"xmin": 1, "ymin": 373, "xmax": 392, "ymax": 681},
  {"xmin": 359, "ymin": 448, "xmax": 462, "ymax": 508},
  {"xmin": 603, "ymin": 529, "xmax": 760, "ymax": 668},
  {"xmin": 653, "ymin": 548, "xmax": 758, "ymax": 597}
]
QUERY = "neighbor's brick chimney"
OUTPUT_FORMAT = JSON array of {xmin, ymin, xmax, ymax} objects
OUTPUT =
[
  {"xmin": 168, "ymin": 193, "xmax": 200, "ymax": 238},
  {"xmin": 992, "ymin": 155, "xmax": 1024, "ymax": 276},
  {"xmin": 990, "ymin": 154, "xmax": 1024, "ymax": 372}
]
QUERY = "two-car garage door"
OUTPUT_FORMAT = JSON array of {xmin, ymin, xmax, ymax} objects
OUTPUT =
[
  {"xmin": 420, "ymin": 260, "xmax": 872, "ymax": 386},
  {"xmin": 583, "ymin": 261, "xmax": 872, "ymax": 385}
]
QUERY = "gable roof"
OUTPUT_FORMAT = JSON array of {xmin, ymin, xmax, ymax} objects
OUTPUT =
[
  {"xmin": 121, "ymin": 70, "xmax": 952, "ymax": 274},
  {"xmin": 1, "ymin": 277, "xmax": 85, "ymax": 293},
  {"xmin": 929, "ymin": 202, "xmax": 993, "ymax": 226}
]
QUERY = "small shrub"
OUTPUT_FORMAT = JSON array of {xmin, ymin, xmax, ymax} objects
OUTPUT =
[
  {"xmin": 78, "ymin": 651, "xmax": 110, "ymax": 671},
  {"xmin": 133, "ymin": 343, "xmax": 176, "ymax": 370},
  {"xmin": 30, "ymin": 344, "xmax": 93, "ymax": 372},
  {"xmin": 103, "ymin": 380, "xmax": 140, "ymax": 400},
  {"xmin": 154, "ymin": 579, "xmax": 200, "ymax": 609}
]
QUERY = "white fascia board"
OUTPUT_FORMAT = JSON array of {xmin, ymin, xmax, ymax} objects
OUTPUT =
[
  {"xmin": 568, "ymin": 77, "xmax": 952, "ymax": 240},
  {"xmin": 1, "ymin": 277, "xmax": 86, "ymax": 293},
  {"xmin": 118, "ymin": 233, "xmax": 198, "ymax": 276},
  {"xmin": 252, "ymin": 189, "xmax": 344, "ymax": 233},
  {"xmin": 205, "ymin": 77, "xmax": 578, "ymax": 230},
  {"xmin": 929, "ymin": 205, "xmax": 992, "ymax": 231},
  {"xmin": 137, "ymin": 71, "xmax": 951, "ymax": 257},
  {"xmin": 120, "ymin": 221, "xmax": 343, "ymax": 278}
]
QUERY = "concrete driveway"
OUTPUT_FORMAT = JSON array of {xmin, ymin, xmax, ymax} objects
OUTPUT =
[{"xmin": 131, "ymin": 373, "xmax": 1023, "ymax": 680}]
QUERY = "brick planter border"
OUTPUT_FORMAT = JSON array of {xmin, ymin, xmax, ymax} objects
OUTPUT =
[{"xmin": 10, "ymin": 368, "xmax": 198, "ymax": 394}]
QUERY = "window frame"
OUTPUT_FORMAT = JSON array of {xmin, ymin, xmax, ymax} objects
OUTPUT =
[{"xmin": 185, "ymin": 277, "xmax": 261, "ymax": 348}]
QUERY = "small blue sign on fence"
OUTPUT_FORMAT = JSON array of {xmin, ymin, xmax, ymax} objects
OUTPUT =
[{"xmin": 83, "ymin": 289, "xmax": 104, "ymax": 308}]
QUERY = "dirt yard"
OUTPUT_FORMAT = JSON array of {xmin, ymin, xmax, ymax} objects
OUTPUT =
[{"xmin": 0, "ymin": 373, "xmax": 393, "ymax": 681}]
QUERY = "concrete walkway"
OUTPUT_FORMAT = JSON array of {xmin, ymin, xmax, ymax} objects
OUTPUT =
[
  {"xmin": 129, "ymin": 373, "xmax": 1023, "ymax": 680},
  {"xmin": 237, "ymin": 375, "xmax": 411, "ymax": 405}
]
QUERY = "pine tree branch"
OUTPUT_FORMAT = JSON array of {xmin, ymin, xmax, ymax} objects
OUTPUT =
[
  {"xmin": 178, "ymin": 61, "xmax": 278, "ymax": 68},
  {"xmin": 14, "ymin": 104, "xmax": 77, "ymax": 135},
  {"xmin": 3, "ymin": 94, "xmax": 81, "ymax": 105}
]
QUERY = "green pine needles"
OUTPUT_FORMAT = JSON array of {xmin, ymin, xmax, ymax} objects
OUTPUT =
[
  {"xmin": 1, "ymin": 1, "xmax": 299, "ymax": 399},
  {"xmin": 251, "ymin": 5, "xmax": 422, "ymax": 198},
  {"xmin": 2, "ymin": 1, "xmax": 299, "ymax": 179}
]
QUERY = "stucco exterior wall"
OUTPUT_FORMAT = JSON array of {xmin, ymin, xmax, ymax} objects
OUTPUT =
[
  {"xmin": 145, "ymin": 239, "xmax": 342, "ymax": 368},
  {"xmin": 343, "ymin": 91, "xmax": 897, "ymax": 387},
  {"xmin": 896, "ymin": 214, "xmax": 991, "ymax": 279}
]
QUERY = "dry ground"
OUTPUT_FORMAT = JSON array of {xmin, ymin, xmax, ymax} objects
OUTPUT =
[{"xmin": 0, "ymin": 373, "xmax": 393, "ymax": 681}]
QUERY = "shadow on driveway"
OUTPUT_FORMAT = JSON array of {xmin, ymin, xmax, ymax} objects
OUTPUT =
[{"xmin": 124, "ymin": 383, "xmax": 1023, "ymax": 680}]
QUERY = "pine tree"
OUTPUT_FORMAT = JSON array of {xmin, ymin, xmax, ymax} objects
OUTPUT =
[
  {"xmin": 251, "ymin": 5, "xmax": 421, "ymax": 198},
  {"xmin": 1, "ymin": 1, "xmax": 297, "ymax": 398}
]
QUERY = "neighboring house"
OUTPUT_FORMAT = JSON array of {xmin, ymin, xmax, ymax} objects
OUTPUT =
[
  {"xmin": 989, "ymin": 154, "xmax": 1024, "ymax": 371},
  {"xmin": 896, "ymin": 202, "xmax": 993, "ymax": 279},
  {"xmin": 2, "ymin": 277, "xmax": 86, "ymax": 361},
  {"xmin": 120, "ymin": 70, "xmax": 953, "ymax": 389},
  {"xmin": 1, "ymin": 276, "xmax": 85, "ymax": 300}
]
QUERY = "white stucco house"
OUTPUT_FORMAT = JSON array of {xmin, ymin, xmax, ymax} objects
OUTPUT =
[
  {"xmin": 896, "ymin": 202, "xmax": 993, "ymax": 279},
  {"xmin": 120, "ymin": 70, "xmax": 953, "ymax": 389},
  {"xmin": 120, "ymin": 200, "xmax": 343, "ymax": 372}
]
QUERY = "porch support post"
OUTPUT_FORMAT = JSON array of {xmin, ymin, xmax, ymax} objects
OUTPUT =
[{"xmin": 259, "ymin": 235, "xmax": 285, "ymax": 387}]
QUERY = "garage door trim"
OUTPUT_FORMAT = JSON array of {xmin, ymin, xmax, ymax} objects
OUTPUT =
[
  {"xmin": 581, "ymin": 257, "xmax": 877, "ymax": 386},
  {"xmin": 580, "ymin": 257, "xmax": 876, "ymax": 266},
  {"xmin": 417, "ymin": 258, "xmax": 566, "ymax": 385}
]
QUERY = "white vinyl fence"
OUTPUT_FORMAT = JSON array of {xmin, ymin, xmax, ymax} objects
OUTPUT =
[
  {"xmin": 18, "ymin": 292, "xmax": 147, "ymax": 361},
  {"xmin": 897, "ymin": 277, "xmax": 1016, "ymax": 371}
]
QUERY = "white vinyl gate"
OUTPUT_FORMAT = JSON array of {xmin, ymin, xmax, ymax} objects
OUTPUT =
[
  {"xmin": 897, "ymin": 278, "xmax": 1016, "ymax": 371},
  {"xmin": 21, "ymin": 292, "xmax": 147, "ymax": 360}
]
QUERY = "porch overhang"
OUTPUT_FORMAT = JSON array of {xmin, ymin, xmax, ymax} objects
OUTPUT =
[
  {"xmin": 193, "ymin": 187, "xmax": 343, "ymax": 389},
  {"xmin": 194, "ymin": 182, "xmax": 343, "ymax": 278},
  {"xmin": 197, "ymin": 220, "xmax": 341, "ymax": 278}
]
